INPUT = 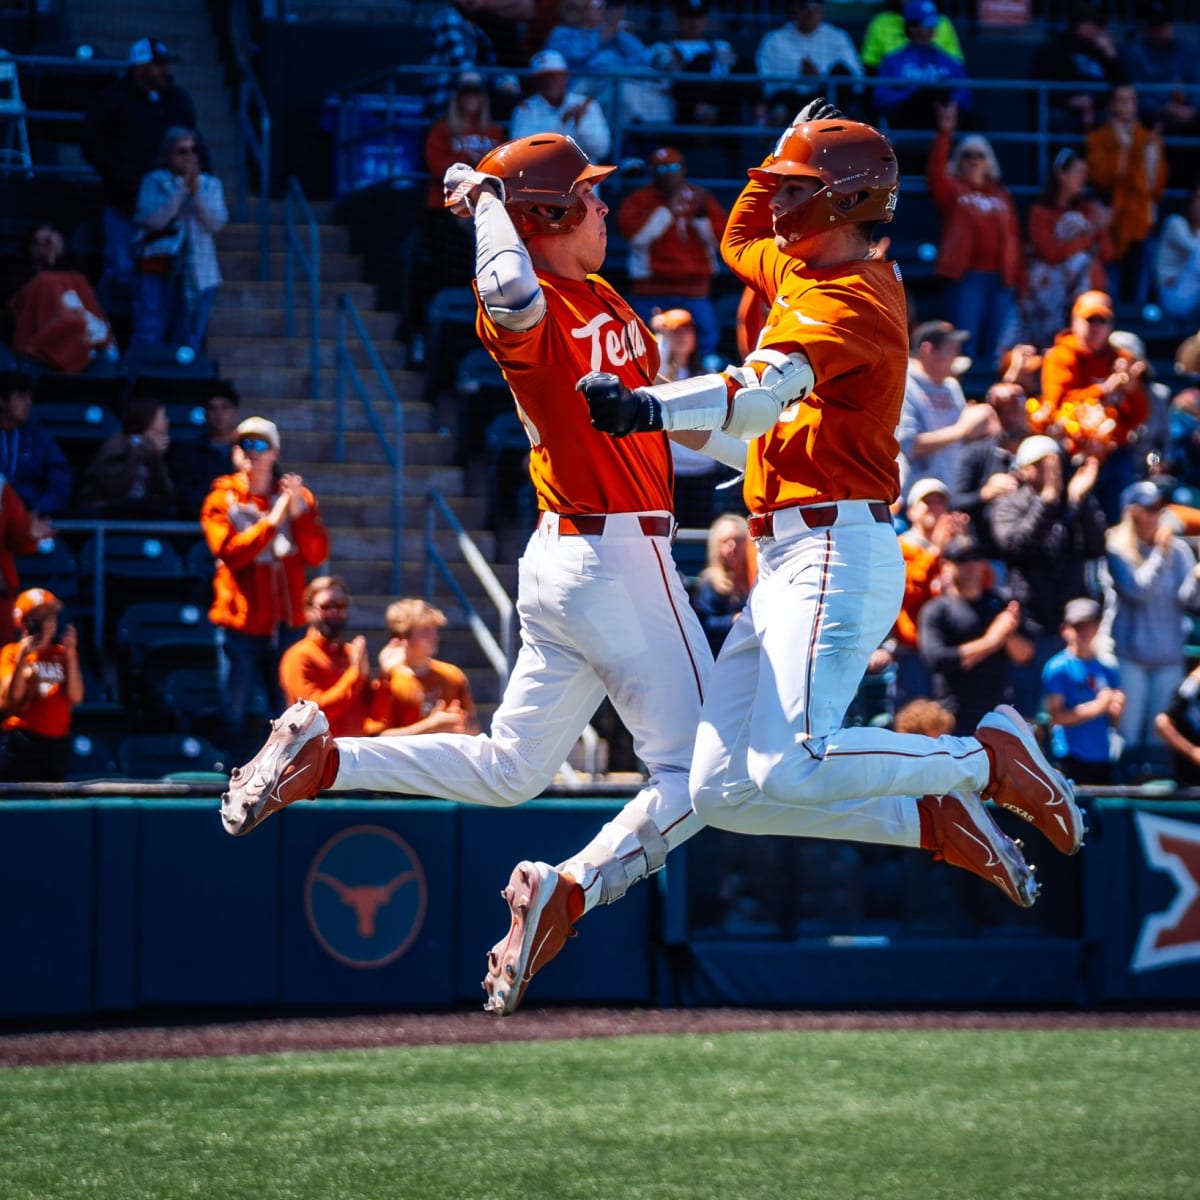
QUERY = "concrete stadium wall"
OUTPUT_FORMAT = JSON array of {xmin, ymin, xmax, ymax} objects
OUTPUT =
[{"xmin": 1, "ymin": 797, "xmax": 1198, "ymax": 1020}]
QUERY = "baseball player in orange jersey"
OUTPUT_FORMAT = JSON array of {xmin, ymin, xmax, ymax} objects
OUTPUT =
[
  {"xmin": 220, "ymin": 133, "xmax": 725, "ymax": 1013},
  {"xmin": 583, "ymin": 105, "xmax": 1084, "ymax": 899}
]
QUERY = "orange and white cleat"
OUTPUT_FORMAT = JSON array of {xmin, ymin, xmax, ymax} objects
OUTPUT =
[
  {"xmin": 976, "ymin": 704, "xmax": 1083, "ymax": 855},
  {"xmin": 220, "ymin": 700, "xmax": 338, "ymax": 837},
  {"xmin": 482, "ymin": 860, "xmax": 581, "ymax": 1016},
  {"xmin": 920, "ymin": 791, "xmax": 1041, "ymax": 908}
]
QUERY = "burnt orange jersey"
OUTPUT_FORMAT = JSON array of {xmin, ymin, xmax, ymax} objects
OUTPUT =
[
  {"xmin": 474, "ymin": 272, "xmax": 673, "ymax": 515},
  {"xmin": 722, "ymin": 175, "xmax": 908, "ymax": 513}
]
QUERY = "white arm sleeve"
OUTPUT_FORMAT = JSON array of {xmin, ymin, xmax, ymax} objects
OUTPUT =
[
  {"xmin": 474, "ymin": 192, "xmax": 546, "ymax": 332},
  {"xmin": 689, "ymin": 429, "xmax": 750, "ymax": 471}
]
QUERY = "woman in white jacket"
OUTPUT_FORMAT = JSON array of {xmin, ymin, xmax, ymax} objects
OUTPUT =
[{"xmin": 132, "ymin": 126, "xmax": 227, "ymax": 351}]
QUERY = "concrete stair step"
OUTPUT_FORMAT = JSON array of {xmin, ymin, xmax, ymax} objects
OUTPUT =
[
  {"xmin": 326, "ymin": 524, "xmax": 495, "ymax": 562},
  {"xmin": 215, "ymin": 280, "xmax": 377, "ymax": 310},
  {"xmin": 345, "ymin": 580, "xmax": 517, "ymax": 627},
  {"xmin": 327, "ymin": 557, "xmax": 500, "ymax": 595},
  {"xmin": 221, "ymin": 250, "xmax": 366, "ymax": 284},
  {"xmin": 280, "ymin": 429, "xmax": 455, "ymax": 467},
  {"xmin": 267, "ymin": 199, "xmax": 338, "ymax": 225},
  {"xmin": 298, "ymin": 461, "xmax": 464, "ymax": 496},
  {"xmin": 234, "ymin": 394, "xmax": 434, "ymax": 432},
  {"xmin": 219, "ymin": 224, "xmax": 352, "ymax": 255},
  {"xmin": 220, "ymin": 364, "xmax": 416, "ymax": 402},
  {"xmin": 206, "ymin": 337, "xmax": 406, "ymax": 371},
  {"xmin": 318, "ymin": 493, "xmax": 486, "ymax": 528},
  {"xmin": 207, "ymin": 306, "xmax": 392, "ymax": 340}
]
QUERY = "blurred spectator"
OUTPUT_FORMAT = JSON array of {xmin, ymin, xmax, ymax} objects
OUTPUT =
[
  {"xmin": 0, "ymin": 474, "xmax": 52, "ymax": 648},
  {"xmin": 898, "ymin": 319, "xmax": 997, "ymax": 500},
  {"xmin": 890, "ymin": 476, "xmax": 967, "ymax": 707},
  {"xmin": 544, "ymin": 0, "xmax": 670, "ymax": 129},
  {"xmin": 1016, "ymin": 148, "xmax": 1113, "ymax": 350},
  {"xmin": 918, "ymin": 533, "xmax": 1035, "ymax": 734},
  {"xmin": 1154, "ymin": 661, "xmax": 1200, "ymax": 786},
  {"xmin": 1154, "ymin": 180, "xmax": 1200, "ymax": 325},
  {"xmin": 0, "ymin": 589, "xmax": 83, "ymax": 783},
  {"xmin": 873, "ymin": 0, "xmax": 973, "ymax": 131},
  {"xmin": 1165, "ymin": 385, "xmax": 1200, "ymax": 488},
  {"xmin": 201, "ymin": 417, "xmax": 330, "ymax": 759},
  {"xmin": 424, "ymin": 73, "xmax": 506, "ymax": 292},
  {"xmin": 1042, "ymin": 596, "xmax": 1124, "ymax": 784},
  {"xmin": 892, "ymin": 696, "xmax": 956, "ymax": 736},
  {"xmin": 754, "ymin": 0, "xmax": 865, "ymax": 126},
  {"xmin": 1085, "ymin": 84, "xmax": 1167, "ymax": 306},
  {"xmin": 1122, "ymin": 0, "xmax": 1200, "ymax": 141},
  {"xmin": 653, "ymin": 309, "xmax": 736, "ymax": 528},
  {"xmin": 649, "ymin": 0, "xmax": 740, "ymax": 128},
  {"xmin": 951, "ymin": 381, "xmax": 1030, "ymax": 558},
  {"xmin": 131, "ymin": 127, "xmax": 228, "ymax": 352},
  {"xmin": 617, "ymin": 148, "xmax": 727, "ymax": 366},
  {"xmin": 1035, "ymin": 290, "xmax": 1149, "ymax": 520},
  {"xmin": 77, "ymin": 396, "xmax": 177, "ymax": 520},
  {"xmin": 690, "ymin": 512, "xmax": 752, "ymax": 657},
  {"xmin": 166, "ymin": 380, "xmax": 241, "ymax": 520},
  {"xmin": 279, "ymin": 575, "xmax": 372, "ymax": 738},
  {"xmin": 1110, "ymin": 329, "xmax": 1169, "ymax": 466},
  {"xmin": 999, "ymin": 342, "xmax": 1044, "ymax": 396},
  {"xmin": 1102, "ymin": 478, "xmax": 1200, "ymax": 766},
  {"xmin": 81, "ymin": 38, "xmax": 197, "ymax": 311},
  {"xmin": 927, "ymin": 103, "xmax": 1023, "ymax": 368},
  {"xmin": 0, "ymin": 370, "xmax": 72, "ymax": 518},
  {"xmin": 508, "ymin": 49, "xmax": 611, "ymax": 161},
  {"xmin": 735, "ymin": 284, "xmax": 769, "ymax": 360},
  {"xmin": 1032, "ymin": 2, "xmax": 1128, "ymax": 134},
  {"xmin": 8, "ymin": 224, "xmax": 119, "ymax": 376},
  {"xmin": 861, "ymin": 0, "xmax": 962, "ymax": 73},
  {"xmin": 364, "ymin": 599, "xmax": 479, "ymax": 736},
  {"xmin": 985, "ymin": 435, "xmax": 1107, "ymax": 716},
  {"xmin": 424, "ymin": 0, "xmax": 530, "ymax": 120}
]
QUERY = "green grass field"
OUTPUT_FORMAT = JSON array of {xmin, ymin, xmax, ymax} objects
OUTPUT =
[{"xmin": 2, "ymin": 1028, "xmax": 1197, "ymax": 1200}]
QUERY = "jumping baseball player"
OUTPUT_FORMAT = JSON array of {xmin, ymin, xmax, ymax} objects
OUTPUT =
[
  {"xmin": 220, "ymin": 133, "xmax": 725, "ymax": 1014},
  {"xmin": 582, "ymin": 102, "xmax": 1083, "ymax": 890}
]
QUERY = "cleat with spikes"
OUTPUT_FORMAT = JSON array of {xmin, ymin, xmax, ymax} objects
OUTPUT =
[{"xmin": 482, "ymin": 860, "xmax": 581, "ymax": 1016}]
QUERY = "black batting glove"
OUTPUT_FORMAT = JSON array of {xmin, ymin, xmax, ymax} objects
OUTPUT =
[
  {"xmin": 793, "ymin": 96, "xmax": 845, "ymax": 123},
  {"xmin": 577, "ymin": 371, "xmax": 664, "ymax": 437}
]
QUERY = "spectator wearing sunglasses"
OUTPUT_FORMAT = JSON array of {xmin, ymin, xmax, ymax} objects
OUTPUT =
[
  {"xmin": 131, "ymin": 125, "xmax": 228, "ymax": 351},
  {"xmin": 926, "ymin": 102, "xmax": 1023, "ymax": 370},
  {"xmin": 201, "ymin": 417, "xmax": 330, "ymax": 759}
]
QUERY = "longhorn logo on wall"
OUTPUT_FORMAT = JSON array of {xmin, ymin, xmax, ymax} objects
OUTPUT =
[
  {"xmin": 1131, "ymin": 811, "xmax": 1200, "ymax": 973},
  {"xmin": 304, "ymin": 825, "xmax": 428, "ymax": 969}
]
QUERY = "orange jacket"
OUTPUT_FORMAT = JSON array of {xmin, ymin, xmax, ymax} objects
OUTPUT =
[
  {"xmin": 201, "ymin": 472, "xmax": 329, "ymax": 636},
  {"xmin": 1085, "ymin": 122, "xmax": 1167, "ymax": 260},
  {"xmin": 278, "ymin": 627, "xmax": 371, "ymax": 737},
  {"xmin": 0, "ymin": 642, "xmax": 74, "ymax": 738},
  {"xmin": 1026, "ymin": 200, "xmax": 1113, "ymax": 285},
  {"xmin": 896, "ymin": 536, "xmax": 942, "ymax": 648},
  {"xmin": 1040, "ymin": 331, "xmax": 1149, "ymax": 449}
]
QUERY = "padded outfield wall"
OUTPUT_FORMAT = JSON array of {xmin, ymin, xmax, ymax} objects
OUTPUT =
[{"xmin": 1, "ymin": 797, "xmax": 1198, "ymax": 1020}]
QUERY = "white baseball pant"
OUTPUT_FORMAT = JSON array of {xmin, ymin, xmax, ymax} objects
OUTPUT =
[
  {"xmin": 331, "ymin": 511, "xmax": 713, "ymax": 911},
  {"xmin": 690, "ymin": 501, "xmax": 992, "ymax": 841}
]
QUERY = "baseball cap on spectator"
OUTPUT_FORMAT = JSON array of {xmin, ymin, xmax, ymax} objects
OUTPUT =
[
  {"xmin": 911, "ymin": 319, "xmax": 970, "ymax": 353},
  {"xmin": 1014, "ymin": 434, "xmax": 1062, "ymax": 468},
  {"xmin": 650, "ymin": 146, "xmax": 685, "ymax": 174},
  {"xmin": 907, "ymin": 477, "xmax": 950, "ymax": 507},
  {"xmin": 13, "ymin": 587, "xmax": 62, "ymax": 629},
  {"xmin": 129, "ymin": 37, "xmax": 179, "ymax": 65},
  {"xmin": 1119, "ymin": 480, "xmax": 1164, "ymax": 510},
  {"xmin": 235, "ymin": 416, "xmax": 280, "ymax": 451},
  {"xmin": 1062, "ymin": 597, "xmax": 1101, "ymax": 626},
  {"xmin": 1072, "ymin": 290, "xmax": 1113, "ymax": 321},
  {"xmin": 1109, "ymin": 330, "xmax": 1146, "ymax": 360},
  {"xmin": 530, "ymin": 49, "xmax": 569, "ymax": 75},
  {"xmin": 903, "ymin": 0, "xmax": 942, "ymax": 27},
  {"xmin": 942, "ymin": 534, "xmax": 986, "ymax": 563},
  {"xmin": 456, "ymin": 72, "xmax": 486, "ymax": 92},
  {"xmin": 651, "ymin": 308, "xmax": 695, "ymax": 333}
]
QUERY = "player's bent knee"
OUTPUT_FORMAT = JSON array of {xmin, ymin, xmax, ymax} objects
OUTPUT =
[{"xmin": 749, "ymin": 746, "xmax": 823, "ymax": 806}]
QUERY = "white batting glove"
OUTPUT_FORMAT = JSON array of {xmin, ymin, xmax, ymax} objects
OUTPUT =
[{"xmin": 443, "ymin": 163, "xmax": 505, "ymax": 217}]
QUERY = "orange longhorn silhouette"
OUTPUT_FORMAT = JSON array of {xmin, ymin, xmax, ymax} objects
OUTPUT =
[{"xmin": 314, "ymin": 871, "xmax": 418, "ymax": 937}]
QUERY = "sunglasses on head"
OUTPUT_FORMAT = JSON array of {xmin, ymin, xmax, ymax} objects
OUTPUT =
[{"xmin": 238, "ymin": 436, "xmax": 272, "ymax": 453}]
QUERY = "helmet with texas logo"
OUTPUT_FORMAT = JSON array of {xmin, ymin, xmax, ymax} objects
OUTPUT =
[
  {"xmin": 477, "ymin": 133, "xmax": 616, "ymax": 238},
  {"xmin": 748, "ymin": 118, "xmax": 898, "ymax": 242}
]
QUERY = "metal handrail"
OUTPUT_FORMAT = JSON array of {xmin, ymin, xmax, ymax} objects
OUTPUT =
[
  {"xmin": 229, "ymin": 0, "xmax": 272, "ymax": 278},
  {"xmin": 283, "ymin": 175, "xmax": 321, "ymax": 401},
  {"xmin": 422, "ymin": 490, "xmax": 515, "ymax": 689},
  {"xmin": 334, "ymin": 290, "xmax": 405, "ymax": 596}
]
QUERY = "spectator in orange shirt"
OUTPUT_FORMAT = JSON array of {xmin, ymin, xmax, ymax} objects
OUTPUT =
[
  {"xmin": 1038, "ymin": 289, "xmax": 1149, "ymax": 519},
  {"xmin": 279, "ymin": 575, "xmax": 372, "ymax": 738},
  {"xmin": 364, "ymin": 598, "xmax": 479, "ymax": 736},
  {"xmin": 0, "ymin": 588, "xmax": 83, "ymax": 782},
  {"xmin": 201, "ymin": 416, "xmax": 329, "ymax": 759}
]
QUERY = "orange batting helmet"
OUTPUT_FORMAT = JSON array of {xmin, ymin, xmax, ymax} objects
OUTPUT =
[
  {"xmin": 749, "ymin": 119, "xmax": 898, "ymax": 242},
  {"xmin": 476, "ymin": 133, "xmax": 616, "ymax": 238}
]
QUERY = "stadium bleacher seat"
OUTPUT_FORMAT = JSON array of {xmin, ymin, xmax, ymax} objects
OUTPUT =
[
  {"xmin": 65, "ymin": 732, "xmax": 118, "ymax": 782},
  {"xmin": 14, "ymin": 535, "xmax": 79, "ymax": 605},
  {"xmin": 117, "ymin": 732, "xmax": 227, "ymax": 779}
]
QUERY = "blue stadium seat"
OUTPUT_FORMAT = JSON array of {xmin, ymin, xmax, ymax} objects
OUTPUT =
[{"xmin": 117, "ymin": 732, "xmax": 227, "ymax": 779}]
